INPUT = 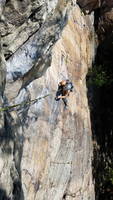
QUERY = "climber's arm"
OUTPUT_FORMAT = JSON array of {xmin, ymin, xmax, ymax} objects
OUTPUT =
[{"xmin": 58, "ymin": 91, "xmax": 70, "ymax": 99}]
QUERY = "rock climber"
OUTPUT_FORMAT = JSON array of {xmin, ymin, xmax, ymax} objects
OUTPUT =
[{"xmin": 55, "ymin": 79, "xmax": 74, "ymax": 108}]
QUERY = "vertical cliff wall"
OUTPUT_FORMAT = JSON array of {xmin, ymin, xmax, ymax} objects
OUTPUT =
[{"xmin": 0, "ymin": 1, "xmax": 95, "ymax": 199}]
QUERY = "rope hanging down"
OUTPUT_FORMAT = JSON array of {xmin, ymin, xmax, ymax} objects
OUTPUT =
[{"xmin": 0, "ymin": 94, "xmax": 50, "ymax": 112}]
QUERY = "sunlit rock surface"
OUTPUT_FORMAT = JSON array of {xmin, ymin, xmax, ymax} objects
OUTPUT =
[{"xmin": 0, "ymin": 1, "xmax": 95, "ymax": 199}]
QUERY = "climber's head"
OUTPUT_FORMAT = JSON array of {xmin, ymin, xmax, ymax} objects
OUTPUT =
[
  {"xmin": 62, "ymin": 80, "xmax": 67, "ymax": 85},
  {"xmin": 60, "ymin": 79, "xmax": 69, "ymax": 85}
]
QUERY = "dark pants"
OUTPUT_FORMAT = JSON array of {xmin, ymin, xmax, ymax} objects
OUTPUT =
[
  {"xmin": 55, "ymin": 86, "xmax": 68, "ymax": 107},
  {"xmin": 62, "ymin": 98, "xmax": 68, "ymax": 107}
]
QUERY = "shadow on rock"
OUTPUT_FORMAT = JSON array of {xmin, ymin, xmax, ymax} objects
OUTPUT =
[
  {"xmin": 0, "ymin": 110, "xmax": 25, "ymax": 200},
  {"xmin": 87, "ymin": 34, "xmax": 113, "ymax": 200},
  {"xmin": 0, "ymin": 188, "xmax": 10, "ymax": 200}
]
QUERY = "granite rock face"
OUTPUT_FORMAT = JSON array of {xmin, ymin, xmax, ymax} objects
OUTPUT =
[
  {"xmin": 77, "ymin": 0, "xmax": 113, "ymax": 41},
  {"xmin": 0, "ymin": 1, "xmax": 95, "ymax": 199}
]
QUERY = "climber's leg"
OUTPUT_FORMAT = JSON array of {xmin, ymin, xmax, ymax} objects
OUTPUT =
[{"xmin": 62, "ymin": 98, "xmax": 68, "ymax": 108}]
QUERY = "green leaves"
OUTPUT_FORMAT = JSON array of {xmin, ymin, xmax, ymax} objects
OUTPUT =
[
  {"xmin": 106, "ymin": 168, "xmax": 113, "ymax": 185},
  {"xmin": 87, "ymin": 65, "xmax": 113, "ymax": 87}
]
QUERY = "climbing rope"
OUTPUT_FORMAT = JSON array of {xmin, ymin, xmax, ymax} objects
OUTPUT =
[{"xmin": 0, "ymin": 94, "xmax": 50, "ymax": 112}]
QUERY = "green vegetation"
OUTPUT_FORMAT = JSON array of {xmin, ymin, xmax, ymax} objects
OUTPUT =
[
  {"xmin": 0, "ymin": 94, "xmax": 50, "ymax": 112},
  {"xmin": 87, "ymin": 65, "xmax": 113, "ymax": 87},
  {"xmin": 106, "ymin": 167, "xmax": 113, "ymax": 185}
]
